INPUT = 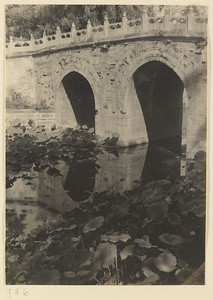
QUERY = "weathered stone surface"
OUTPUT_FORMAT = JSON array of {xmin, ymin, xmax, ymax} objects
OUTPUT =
[{"xmin": 6, "ymin": 36, "xmax": 207, "ymax": 159}]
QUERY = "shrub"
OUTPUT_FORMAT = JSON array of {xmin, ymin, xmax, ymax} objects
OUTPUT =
[
  {"xmin": 33, "ymin": 99, "xmax": 50, "ymax": 110},
  {"xmin": 6, "ymin": 92, "xmax": 31, "ymax": 109}
]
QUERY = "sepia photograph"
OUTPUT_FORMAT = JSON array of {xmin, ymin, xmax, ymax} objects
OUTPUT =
[{"xmin": 4, "ymin": 3, "xmax": 208, "ymax": 288}]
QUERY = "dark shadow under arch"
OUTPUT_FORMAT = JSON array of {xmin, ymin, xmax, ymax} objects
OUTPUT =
[
  {"xmin": 64, "ymin": 150, "xmax": 96, "ymax": 202},
  {"xmin": 62, "ymin": 72, "xmax": 95, "ymax": 128},
  {"xmin": 133, "ymin": 61, "xmax": 184, "ymax": 142}
]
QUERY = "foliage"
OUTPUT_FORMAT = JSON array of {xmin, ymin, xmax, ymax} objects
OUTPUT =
[
  {"xmin": 33, "ymin": 99, "xmax": 51, "ymax": 110},
  {"xmin": 6, "ymin": 92, "xmax": 31, "ymax": 109},
  {"xmin": 5, "ymin": 120, "xmax": 206, "ymax": 285},
  {"xmin": 6, "ymin": 119, "xmax": 119, "ymax": 185},
  {"xmin": 5, "ymin": 5, "xmax": 207, "ymax": 41}
]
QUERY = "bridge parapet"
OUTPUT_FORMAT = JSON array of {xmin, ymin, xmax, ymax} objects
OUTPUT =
[{"xmin": 6, "ymin": 8, "xmax": 207, "ymax": 57}]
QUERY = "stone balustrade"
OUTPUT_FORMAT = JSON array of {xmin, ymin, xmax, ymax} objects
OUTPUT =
[{"xmin": 6, "ymin": 9, "xmax": 207, "ymax": 56}]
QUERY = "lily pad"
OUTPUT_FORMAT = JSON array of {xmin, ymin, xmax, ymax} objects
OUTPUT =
[
  {"xmin": 193, "ymin": 204, "xmax": 206, "ymax": 217},
  {"xmin": 63, "ymin": 127, "xmax": 73, "ymax": 136},
  {"xmin": 146, "ymin": 202, "xmax": 168, "ymax": 222},
  {"xmin": 135, "ymin": 235, "xmax": 156, "ymax": 248},
  {"xmin": 120, "ymin": 245, "xmax": 135, "ymax": 260},
  {"xmin": 77, "ymin": 270, "xmax": 90, "ymax": 277},
  {"xmin": 88, "ymin": 127, "xmax": 94, "ymax": 134},
  {"xmin": 159, "ymin": 233, "xmax": 183, "ymax": 246},
  {"xmin": 101, "ymin": 232, "xmax": 131, "ymax": 243},
  {"xmin": 167, "ymin": 212, "xmax": 181, "ymax": 225},
  {"xmin": 142, "ymin": 257, "xmax": 159, "ymax": 278},
  {"xmin": 93, "ymin": 242, "xmax": 117, "ymax": 269},
  {"xmin": 63, "ymin": 271, "xmax": 76, "ymax": 279},
  {"xmin": 155, "ymin": 252, "xmax": 177, "ymax": 272},
  {"xmin": 83, "ymin": 216, "xmax": 104, "ymax": 233}
]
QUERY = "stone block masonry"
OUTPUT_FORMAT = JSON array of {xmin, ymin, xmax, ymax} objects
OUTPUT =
[
  {"xmin": 6, "ymin": 110, "xmax": 56, "ymax": 127},
  {"xmin": 5, "ymin": 10, "xmax": 208, "ymax": 159}
]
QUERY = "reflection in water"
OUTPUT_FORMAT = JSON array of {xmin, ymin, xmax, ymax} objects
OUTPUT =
[
  {"xmin": 142, "ymin": 136, "xmax": 182, "ymax": 183},
  {"xmin": 95, "ymin": 144, "xmax": 148, "ymax": 194},
  {"xmin": 6, "ymin": 137, "xmax": 183, "ymax": 206},
  {"xmin": 64, "ymin": 151, "xmax": 96, "ymax": 201},
  {"xmin": 6, "ymin": 136, "xmax": 205, "ymax": 285}
]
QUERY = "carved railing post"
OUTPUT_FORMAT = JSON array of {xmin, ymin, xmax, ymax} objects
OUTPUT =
[
  {"xmin": 71, "ymin": 23, "xmax": 76, "ymax": 41},
  {"xmin": 42, "ymin": 30, "xmax": 47, "ymax": 45},
  {"xmin": 56, "ymin": 25, "xmax": 61, "ymax": 42},
  {"xmin": 142, "ymin": 9, "xmax": 148, "ymax": 32},
  {"xmin": 87, "ymin": 19, "xmax": 92, "ymax": 39},
  {"xmin": 30, "ymin": 33, "xmax": 35, "ymax": 50},
  {"xmin": 164, "ymin": 8, "xmax": 170, "ymax": 31},
  {"xmin": 8, "ymin": 35, "xmax": 14, "ymax": 53},
  {"xmin": 122, "ymin": 12, "xmax": 128, "ymax": 35},
  {"xmin": 187, "ymin": 7, "xmax": 195, "ymax": 32},
  {"xmin": 104, "ymin": 15, "xmax": 109, "ymax": 39}
]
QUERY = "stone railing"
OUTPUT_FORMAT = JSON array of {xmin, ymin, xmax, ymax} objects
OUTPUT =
[{"xmin": 6, "ymin": 8, "xmax": 207, "ymax": 56}]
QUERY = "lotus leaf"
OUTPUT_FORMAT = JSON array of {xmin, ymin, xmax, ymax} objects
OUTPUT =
[
  {"xmin": 101, "ymin": 232, "xmax": 131, "ymax": 243},
  {"xmin": 193, "ymin": 204, "xmax": 206, "ymax": 217},
  {"xmin": 88, "ymin": 127, "xmax": 94, "ymax": 134},
  {"xmin": 135, "ymin": 235, "xmax": 156, "ymax": 248},
  {"xmin": 155, "ymin": 252, "xmax": 177, "ymax": 272},
  {"xmin": 83, "ymin": 216, "xmax": 104, "ymax": 233},
  {"xmin": 159, "ymin": 233, "xmax": 183, "ymax": 246},
  {"xmin": 146, "ymin": 202, "xmax": 168, "ymax": 222},
  {"xmin": 120, "ymin": 244, "xmax": 135, "ymax": 260},
  {"xmin": 36, "ymin": 133, "xmax": 48, "ymax": 143},
  {"xmin": 63, "ymin": 127, "xmax": 73, "ymax": 136},
  {"xmin": 108, "ymin": 137, "xmax": 119, "ymax": 146},
  {"xmin": 77, "ymin": 270, "xmax": 90, "ymax": 277},
  {"xmin": 63, "ymin": 271, "xmax": 76, "ymax": 279},
  {"xmin": 179, "ymin": 200, "xmax": 197, "ymax": 214},
  {"xmin": 142, "ymin": 257, "xmax": 159, "ymax": 276},
  {"xmin": 83, "ymin": 132, "xmax": 93, "ymax": 141},
  {"xmin": 93, "ymin": 242, "xmax": 117, "ymax": 269},
  {"xmin": 167, "ymin": 212, "xmax": 181, "ymax": 225},
  {"xmin": 142, "ymin": 258, "xmax": 159, "ymax": 281}
]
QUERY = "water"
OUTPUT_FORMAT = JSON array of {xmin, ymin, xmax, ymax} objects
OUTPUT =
[{"xmin": 6, "ymin": 137, "xmax": 205, "ymax": 285}]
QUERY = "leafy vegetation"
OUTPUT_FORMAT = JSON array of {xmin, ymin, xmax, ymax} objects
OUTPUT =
[
  {"xmin": 6, "ymin": 119, "xmax": 206, "ymax": 285},
  {"xmin": 6, "ymin": 92, "xmax": 52, "ymax": 110},
  {"xmin": 6, "ymin": 92, "xmax": 31, "ymax": 110}
]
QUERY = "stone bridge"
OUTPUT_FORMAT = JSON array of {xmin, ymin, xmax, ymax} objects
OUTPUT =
[{"xmin": 6, "ymin": 9, "xmax": 208, "ymax": 158}]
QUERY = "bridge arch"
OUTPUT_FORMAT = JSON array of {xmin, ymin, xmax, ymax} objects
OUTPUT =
[
  {"xmin": 114, "ymin": 44, "xmax": 194, "ymax": 148},
  {"xmin": 53, "ymin": 56, "xmax": 101, "ymax": 129}
]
